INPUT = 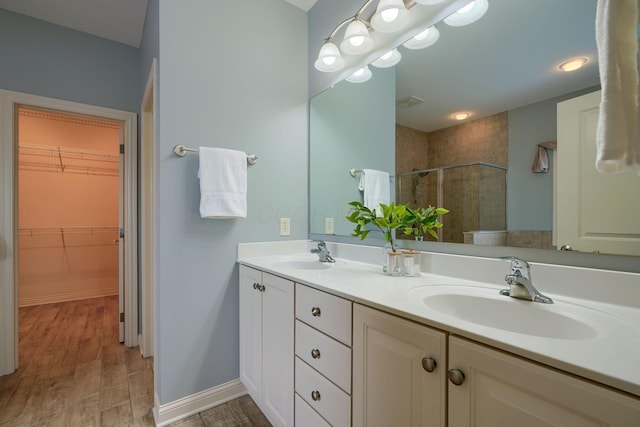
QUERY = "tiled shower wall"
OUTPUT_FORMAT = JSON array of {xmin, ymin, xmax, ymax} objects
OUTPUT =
[{"xmin": 396, "ymin": 113, "xmax": 508, "ymax": 243}]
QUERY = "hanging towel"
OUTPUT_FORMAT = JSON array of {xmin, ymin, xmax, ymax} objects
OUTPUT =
[
  {"xmin": 198, "ymin": 147, "xmax": 247, "ymax": 218},
  {"xmin": 531, "ymin": 141, "xmax": 557, "ymax": 173},
  {"xmin": 358, "ymin": 169, "xmax": 390, "ymax": 214},
  {"xmin": 595, "ymin": 0, "xmax": 640, "ymax": 173}
]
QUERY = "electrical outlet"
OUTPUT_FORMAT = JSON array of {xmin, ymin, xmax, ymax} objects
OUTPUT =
[
  {"xmin": 325, "ymin": 218, "xmax": 334, "ymax": 234},
  {"xmin": 280, "ymin": 218, "xmax": 291, "ymax": 236}
]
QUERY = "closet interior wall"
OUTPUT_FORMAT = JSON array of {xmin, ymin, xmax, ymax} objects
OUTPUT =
[{"xmin": 17, "ymin": 108, "xmax": 120, "ymax": 307}]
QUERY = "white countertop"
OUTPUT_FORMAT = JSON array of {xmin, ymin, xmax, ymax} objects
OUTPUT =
[{"xmin": 237, "ymin": 241, "xmax": 640, "ymax": 397}]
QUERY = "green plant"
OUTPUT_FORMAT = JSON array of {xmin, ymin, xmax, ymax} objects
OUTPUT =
[
  {"xmin": 346, "ymin": 201, "xmax": 409, "ymax": 252},
  {"xmin": 402, "ymin": 206, "xmax": 449, "ymax": 240}
]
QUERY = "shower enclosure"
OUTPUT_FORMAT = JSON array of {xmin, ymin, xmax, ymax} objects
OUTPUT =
[{"xmin": 398, "ymin": 162, "xmax": 507, "ymax": 243}]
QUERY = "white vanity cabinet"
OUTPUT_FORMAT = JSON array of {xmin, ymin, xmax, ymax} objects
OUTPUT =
[
  {"xmin": 239, "ymin": 266, "xmax": 294, "ymax": 427},
  {"xmin": 448, "ymin": 336, "xmax": 640, "ymax": 427},
  {"xmin": 352, "ymin": 304, "xmax": 447, "ymax": 427},
  {"xmin": 294, "ymin": 283, "xmax": 353, "ymax": 427}
]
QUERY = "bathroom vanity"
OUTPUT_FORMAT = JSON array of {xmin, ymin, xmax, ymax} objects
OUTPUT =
[{"xmin": 238, "ymin": 241, "xmax": 640, "ymax": 426}]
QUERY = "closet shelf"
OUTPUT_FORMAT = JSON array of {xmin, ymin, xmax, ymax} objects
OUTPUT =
[
  {"xmin": 19, "ymin": 143, "xmax": 119, "ymax": 176},
  {"xmin": 19, "ymin": 226, "xmax": 119, "ymax": 249}
]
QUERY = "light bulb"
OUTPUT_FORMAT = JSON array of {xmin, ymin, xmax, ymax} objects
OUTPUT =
[
  {"xmin": 322, "ymin": 56, "xmax": 336, "ymax": 66},
  {"xmin": 559, "ymin": 57, "xmax": 588, "ymax": 72},
  {"xmin": 403, "ymin": 26, "xmax": 440, "ymax": 50},
  {"xmin": 350, "ymin": 36, "xmax": 365, "ymax": 47},
  {"xmin": 371, "ymin": 48, "xmax": 402, "ymax": 68},
  {"xmin": 381, "ymin": 8, "xmax": 399, "ymax": 22},
  {"xmin": 414, "ymin": 28, "xmax": 430, "ymax": 41},
  {"xmin": 353, "ymin": 68, "xmax": 365, "ymax": 77},
  {"xmin": 443, "ymin": 0, "xmax": 488, "ymax": 27},
  {"xmin": 346, "ymin": 66, "xmax": 372, "ymax": 83}
]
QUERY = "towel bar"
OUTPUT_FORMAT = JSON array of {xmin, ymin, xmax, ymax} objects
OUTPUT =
[
  {"xmin": 349, "ymin": 168, "xmax": 394, "ymax": 179},
  {"xmin": 173, "ymin": 144, "xmax": 258, "ymax": 165}
]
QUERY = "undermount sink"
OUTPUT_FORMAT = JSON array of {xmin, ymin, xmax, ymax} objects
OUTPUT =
[
  {"xmin": 406, "ymin": 285, "xmax": 600, "ymax": 340},
  {"xmin": 272, "ymin": 257, "xmax": 334, "ymax": 271}
]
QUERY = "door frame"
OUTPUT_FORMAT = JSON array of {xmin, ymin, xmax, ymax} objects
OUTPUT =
[
  {"xmin": 140, "ymin": 59, "xmax": 156, "ymax": 358},
  {"xmin": 0, "ymin": 89, "xmax": 139, "ymax": 375}
]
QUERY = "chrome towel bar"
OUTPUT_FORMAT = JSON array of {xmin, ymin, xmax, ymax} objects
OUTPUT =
[{"xmin": 173, "ymin": 144, "xmax": 258, "ymax": 165}]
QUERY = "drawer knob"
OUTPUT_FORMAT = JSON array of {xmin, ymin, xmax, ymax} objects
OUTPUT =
[
  {"xmin": 448, "ymin": 368, "xmax": 465, "ymax": 386},
  {"xmin": 311, "ymin": 307, "xmax": 321, "ymax": 317},
  {"xmin": 421, "ymin": 356, "xmax": 437, "ymax": 373},
  {"xmin": 311, "ymin": 390, "xmax": 321, "ymax": 401},
  {"xmin": 311, "ymin": 348, "xmax": 321, "ymax": 359}
]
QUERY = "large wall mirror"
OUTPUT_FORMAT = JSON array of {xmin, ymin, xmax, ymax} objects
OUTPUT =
[{"xmin": 309, "ymin": 0, "xmax": 640, "ymax": 268}]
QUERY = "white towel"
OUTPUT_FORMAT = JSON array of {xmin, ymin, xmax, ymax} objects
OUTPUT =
[
  {"xmin": 198, "ymin": 147, "xmax": 247, "ymax": 218},
  {"xmin": 358, "ymin": 169, "xmax": 390, "ymax": 214},
  {"xmin": 595, "ymin": 0, "xmax": 640, "ymax": 173}
]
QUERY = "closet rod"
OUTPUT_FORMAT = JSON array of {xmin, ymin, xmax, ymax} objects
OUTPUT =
[{"xmin": 173, "ymin": 144, "xmax": 258, "ymax": 165}]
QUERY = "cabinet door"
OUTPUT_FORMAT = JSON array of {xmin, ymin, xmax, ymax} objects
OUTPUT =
[
  {"xmin": 353, "ymin": 304, "xmax": 446, "ymax": 427},
  {"xmin": 239, "ymin": 266, "xmax": 263, "ymax": 403},
  {"xmin": 261, "ymin": 273, "xmax": 294, "ymax": 427},
  {"xmin": 448, "ymin": 337, "xmax": 640, "ymax": 427}
]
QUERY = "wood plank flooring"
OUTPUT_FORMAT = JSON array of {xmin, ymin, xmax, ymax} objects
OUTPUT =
[{"xmin": 0, "ymin": 296, "xmax": 270, "ymax": 427}]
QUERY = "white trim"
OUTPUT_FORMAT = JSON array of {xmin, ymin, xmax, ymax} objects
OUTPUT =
[
  {"xmin": 154, "ymin": 379, "xmax": 247, "ymax": 426},
  {"xmin": 19, "ymin": 288, "xmax": 118, "ymax": 307},
  {"xmin": 0, "ymin": 89, "xmax": 138, "ymax": 375},
  {"xmin": 140, "ymin": 58, "xmax": 156, "ymax": 359}
]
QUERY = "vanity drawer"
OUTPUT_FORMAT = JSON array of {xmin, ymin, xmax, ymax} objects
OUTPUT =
[
  {"xmin": 296, "ymin": 284, "xmax": 352, "ymax": 346},
  {"xmin": 295, "ymin": 393, "xmax": 331, "ymax": 427},
  {"xmin": 295, "ymin": 320, "xmax": 351, "ymax": 393},
  {"xmin": 295, "ymin": 357, "xmax": 351, "ymax": 427}
]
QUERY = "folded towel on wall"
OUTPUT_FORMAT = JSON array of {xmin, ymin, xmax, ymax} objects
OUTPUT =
[
  {"xmin": 531, "ymin": 141, "xmax": 557, "ymax": 173},
  {"xmin": 358, "ymin": 169, "xmax": 390, "ymax": 214},
  {"xmin": 595, "ymin": 0, "xmax": 640, "ymax": 173},
  {"xmin": 198, "ymin": 147, "xmax": 247, "ymax": 218}
]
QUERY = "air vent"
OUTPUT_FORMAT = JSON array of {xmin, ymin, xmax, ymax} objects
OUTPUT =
[{"xmin": 397, "ymin": 96, "xmax": 425, "ymax": 108}]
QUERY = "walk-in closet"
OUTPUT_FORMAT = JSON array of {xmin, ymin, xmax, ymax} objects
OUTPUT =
[{"xmin": 17, "ymin": 107, "xmax": 121, "ymax": 307}]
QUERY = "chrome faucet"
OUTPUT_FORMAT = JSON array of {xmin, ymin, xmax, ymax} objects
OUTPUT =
[
  {"xmin": 311, "ymin": 240, "xmax": 335, "ymax": 263},
  {"xmin": 499, "ymin": 257, "xmax": 553, "ymax": 304}
]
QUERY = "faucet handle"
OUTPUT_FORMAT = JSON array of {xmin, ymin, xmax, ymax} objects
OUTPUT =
[{"xmin": 499, "ymin": 256, "xmax": 530, "ymax": 270}]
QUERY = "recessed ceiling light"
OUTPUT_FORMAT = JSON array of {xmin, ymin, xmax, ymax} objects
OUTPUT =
[
  {"xmin": 558, "ymin": 57, "xmax": 588, "ymax": 72},
  {"xmin": 452, "ymin": 112, "xmax": 471, "ymax": 121}
]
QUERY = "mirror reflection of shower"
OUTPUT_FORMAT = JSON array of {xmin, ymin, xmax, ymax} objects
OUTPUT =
[{"xmin": 398, "ymin": 162, "xmax": 507, "ymax": 243}]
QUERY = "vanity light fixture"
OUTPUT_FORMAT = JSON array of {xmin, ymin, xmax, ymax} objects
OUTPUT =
[
  {"xmin": 314, "ymin": 41, "xmax": 346, "ymax": 72},
  {"xmin": 371, "ymin": 0, "xmax": 410, "ymax": 33},
  {"xmin": 314, "ymin": 0, "xmax": 489, "ymax": 74},
  {"xmin": 403, "ymin": 26, "xmax": 440, "ymax": 49},
  {"xmin": 372, "ymin": 48, "xmax": 402, "ymax": 68},
  {"xmin": 340, "ymin": 19, "xmax": 374, "ymax": 55},
  {"xmin": 452, "ymin": 111, "xmax": 471, "ymax": 120},
  {"xmin": 558, "ymin": 57, "xmax": 588, "ymax": 72},
  {"xmin": 346, "ymin": 66, "xmax": 373, "ymax": 83},
  {"xmin": 443, "ymin": 0, "xmax": 489, "ymax": 27}
]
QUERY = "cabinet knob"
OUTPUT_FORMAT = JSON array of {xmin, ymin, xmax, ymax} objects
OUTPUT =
[
  {"xmin": 252, "ymin": 282, "xmax": 259, "ymax": 290},
  {"xmin": 311, "ymin": 307, "xmax": 321, "ymax": 317},
  {"xmin": 447, "ymin": 368, "xmax": 465, "ymax": 386},
  {"xmin": 260, "ymin": 285, "xmax": 266, "ymax": 292},
  {"xmin": 421, "ymin": 356, "xmax": 437, "ymax": 373},
  {"xmin": 311, "ymin": 390, "xmax": 321, "ymax": 401},
  {"xmin": 311, "ymin": 348, "xmax": 321, "ymax": 359}
]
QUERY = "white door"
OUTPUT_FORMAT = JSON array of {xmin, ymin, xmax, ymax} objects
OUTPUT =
[
  {"xmin": 239, "ymin": 266, "xmax": 263, "ymax": 401},
  {"xmin": 448, "ymin": 336, "xmax": 640, "ymax": 426},
  {"xmin": 118, "ymin": 130, "xmax": 125, "ymax": 343},
  {"xmin": 352, "ymin": 304, "xmax": 447, "ymax": 427},
  {"xmin": 557, "ymin": 90, "xmax": 640, "ymax": 255}
]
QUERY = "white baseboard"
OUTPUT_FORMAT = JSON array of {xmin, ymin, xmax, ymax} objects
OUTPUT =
[
  {"xmin": 154, "ymin": 379, "xmax": 247, "ymax": 426},
  {"xmin": 18, "ymin": 288, "xmax": 118, "ymax": 307}
]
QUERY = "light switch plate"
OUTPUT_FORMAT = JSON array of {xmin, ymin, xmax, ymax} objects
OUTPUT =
[
  {"xmin": 280, "ymin": 218, "xmax": 291, "ymax": 236},
  {"xmin": 325, "ymin": 218, "xmax": 334, "ymax": 234}
]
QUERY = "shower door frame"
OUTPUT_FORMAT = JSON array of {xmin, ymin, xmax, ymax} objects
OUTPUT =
[{"xmin": 0, "ymin": 89, "xmax": 139, "ymax": 375}]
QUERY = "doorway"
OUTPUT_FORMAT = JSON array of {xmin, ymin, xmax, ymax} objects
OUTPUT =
[
  {"xmin": 0, "ymin": 90, "xmax": 138, "ymax": 375},
  {"xmin": 17, "ymin": 107, "xmax": 124, "ymax": 340}
]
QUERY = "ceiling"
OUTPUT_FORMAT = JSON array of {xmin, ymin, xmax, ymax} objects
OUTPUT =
[
  {"xmin": 0, "ymin": 0, "xmax": 319, "ymax": 48},
  {"xmin": 395, "ymin": 0, "xmax": 600, "ymax": 132}
]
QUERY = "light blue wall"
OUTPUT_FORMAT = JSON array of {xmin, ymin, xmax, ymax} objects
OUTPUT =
[
  {"xmin": 310, "ymin": 68, "xmax": 396, "ymax": 236},
  {"xmin": 156, "ymin": 0, "xmax": 308, "ymax": 404},
  {"xmin": 0, "ymin": 9, "xmax": 140, "ymax": 112},
  {"xmin": 507, "ymin": 86, "xmax": 599, "ymax": 230}
]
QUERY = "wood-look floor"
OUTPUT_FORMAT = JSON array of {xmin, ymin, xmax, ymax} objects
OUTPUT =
[{"xmin": 0, "ymin": 296, "xmax": 270, "ymax": 427}]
